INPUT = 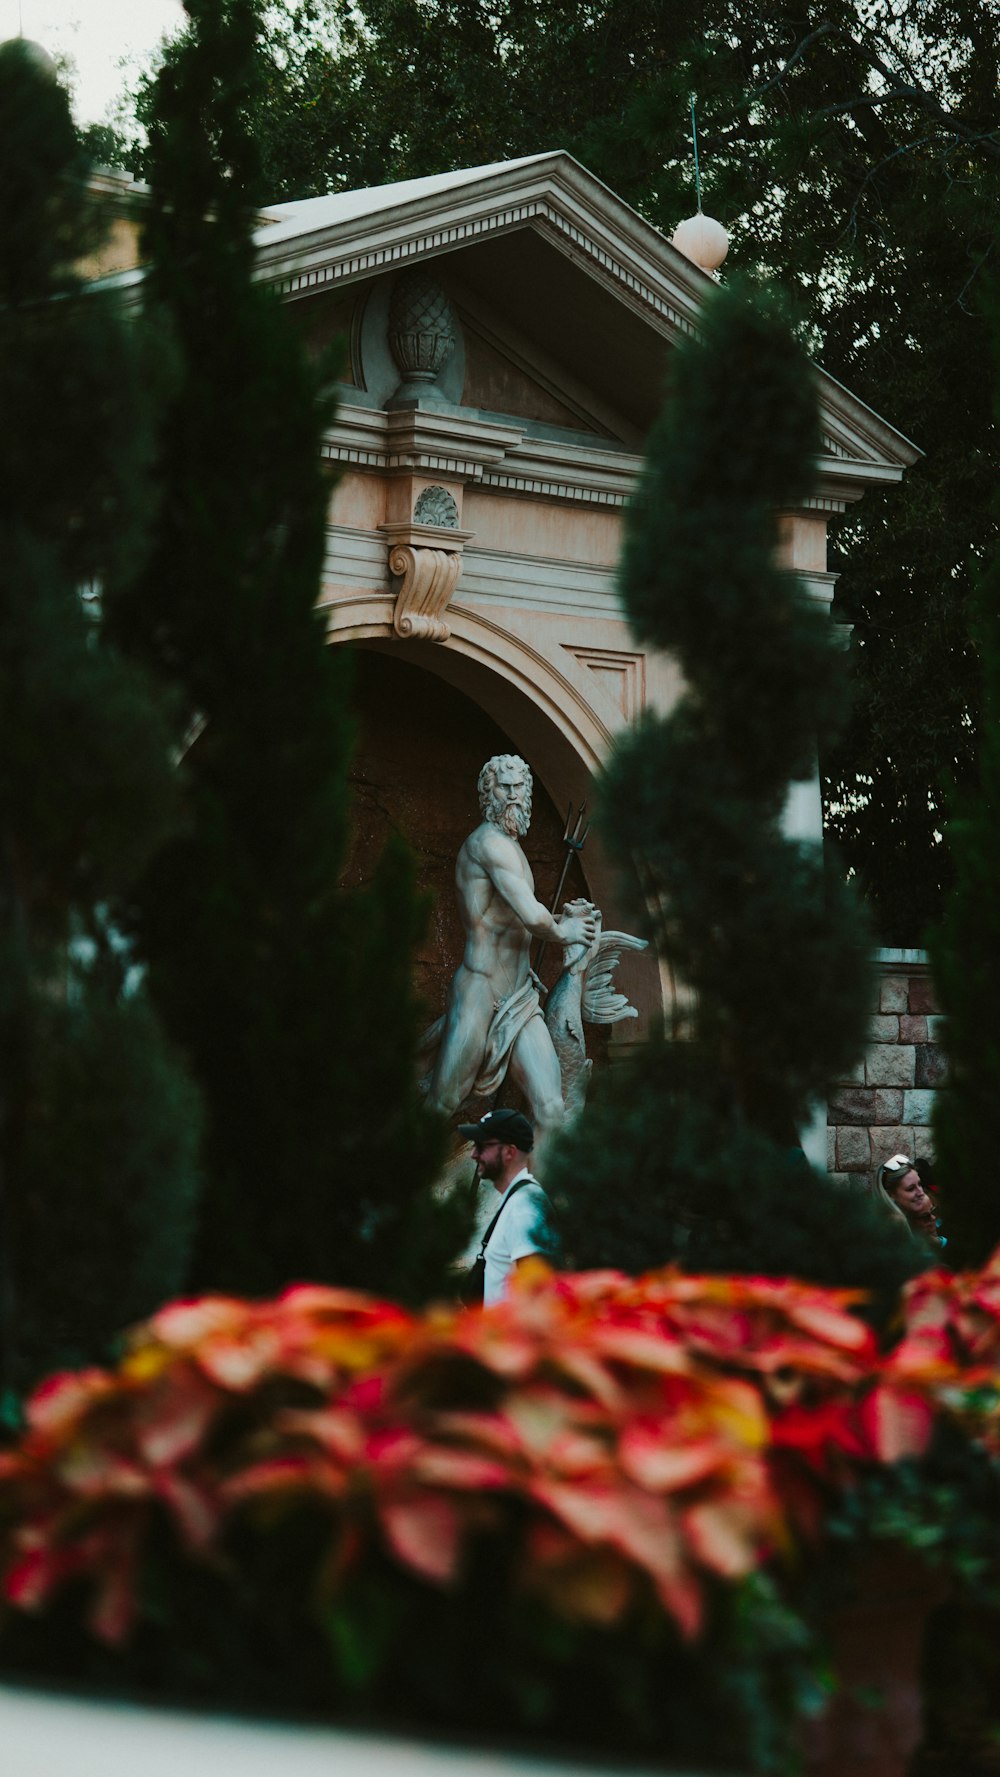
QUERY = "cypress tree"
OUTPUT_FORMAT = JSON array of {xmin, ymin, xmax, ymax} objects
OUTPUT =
[
  {"xmin": 106, "ymin": 0, "xmax": 460, "ymax": 1301},
  {"xmin": 0, "ymin": 42, "xmax": 202, "ymax": 1397},
  {"xmin": 552, "ymin": 281, "xmax": 922, "ymax": 1301},
  {"xmin": 928, "ymin": 297, "xmax": 1000, "ymax": 1268}
]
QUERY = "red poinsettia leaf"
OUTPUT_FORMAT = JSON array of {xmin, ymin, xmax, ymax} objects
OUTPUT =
[
  {"xmin": 150, "ymin": 1471, "xmax": 221, "ymax": 1552},
  {"xmin": 682, "ymin": 1501, "xmax": 760, "ymax": 1578},
  {"xmin": 770, "ymin": 1399, "xmax": 869, "ymax": 1466},
  {"xmin": 547, "ymin": 1346, "xmax": 626, "ymax": 1411},
  {"xmin": 276, "ymin": 1408, "xmax": 366, "ymax": 1463},
  {"xmin": 363, "ymin": 1427, "xmax": 422, "ymax": 1470},
  {"xmin": 426, "ymin": 1411, "xmax": 522, "ymax": 1459},
  {"xmin": 379, "ymin": 1493, "xmax": 464, "ymax": 1585},
  {"xmin": 26, "ymin": 1369, "xmax": 117, "ymax": 1439},
  {"xmin": 619, "ymin": 1427, "xmax": 727, "ymax": 1494},
  {"xmin": 277, "ymin": 1284, "xmax": 406, "ymax": 1318},
  {"xmin": 545, "ymin": 1428, "xmax": 614, "ymax": 1480},
  {"xmin": 410, "ymin": 1447, "xmax": 512, "ymax": 1490},
  {"xmin": 86, "ymin": 1528, "xmax": 139, "ymax": 1646},
  {"xmin": 194, "ymin": 1329, "xmax": 282, "ymax": 1391},
  {"xmin": 3, "ymin": 1541, "xmax": 85, "ymax": 1610},
  {"xmin": 59, "ymin": 1445, "xmax": 149, "ymax": 1501},
  {"xmin": 530, "ymin": 1477, "xmax": 688, "ymax": 1601},
  {"xmin": 654, "ymin": 1564, "xmax": 704, "ymax": 1641},
  {"xmin": 783, "ymin": 1300, "xmax": 874, "ymax": 1354},
  {"xmin": 860, "ymin": 1385, "xmax": 937, "ymax": 1463},
  {"xmin": 146, "ymin": 1297, "xmax": 252, "ymax": 1349},
  {"xmin": 134, "ymin": 1365, "xmax": 220, "ymax": 1468},
  {"xmin": 222, "ymin": 1455, "xmax": 345, "ymax": 1503},
  {"xmin": 589, "ymin": 1327, "xmax": 692, "ymax": 1374}
]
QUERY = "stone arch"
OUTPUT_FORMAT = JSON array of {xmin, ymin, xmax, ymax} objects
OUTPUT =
[
  {"xmin": 325, "ymin": 593, "xmax": 614, "ymax": 781},
  {"xmin": 328, "ymin": 600, "xmax": 661, "ymax": 1037}
]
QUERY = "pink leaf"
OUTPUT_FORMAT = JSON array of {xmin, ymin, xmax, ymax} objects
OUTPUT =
[
  {"xmin": 26, "ymin": 1370, "xmax": 116, "ymax": 1438},
  {"xmin": 380, "ymin": 1493, "xmax": 463, "ymax": 1585},
  {"xmin": 590, "ymin": 1327, "xmax": 691, "ymax": 1373},
  {"xmin": 619, "ymin": 1427, "xmax": 725, "ymax": 1493},
  {"xmin": 682, "ymin": 1501, "xmax": 760, "ymax": 1578},
  {"xmin": 147, "ymin": 1298, "xmax": 251, "ymax": 1349},
  {"xmin": 3, "ymin": 1542, "xmax": 85, "ymax": 1611},
  {"xmin": 860, "ymin": 1386, "xmax": 936, "ymax": 1463},
  {"xmin": 134, "ymin": 1368, "xmax": 220, "ymax": 1468},
  {"xmin": 86, "ymin": 1527, "xmax": 139, "ymax": 1646},
  {"xmin": 151, "ymin": 1472, "xmax": 221, "ymax": 1552},
  {"xmin": 223, "ymin": 1455, "xmax": 345, "ymax": 1503},
  {"xmin": 411, "ymin": 1447, "xmax": 512, "ymax": 1490}
]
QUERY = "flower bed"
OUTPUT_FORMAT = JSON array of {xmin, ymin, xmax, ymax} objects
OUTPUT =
[{"xmin": 0, "ymin": 1258, "xmax": 998, "ymax": 1771}]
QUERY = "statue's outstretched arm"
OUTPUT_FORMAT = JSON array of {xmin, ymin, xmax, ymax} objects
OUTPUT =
[{"xmin": 480, "ymin": 833, "xmax": 595, "ymax": 947}]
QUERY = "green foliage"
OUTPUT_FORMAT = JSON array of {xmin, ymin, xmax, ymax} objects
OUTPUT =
[
  {"xmin": 552, "ymin": 281, "xmax": 923, "ymax": 1300},
  {"xmin": 106, "ymin": 0, "xmax": 462, "ymax": 1301},
  {"xmin": 928, "ymin": 288, "xmax": 1000, "ymax": 1267},
  {"xmin": 0, "ymin": 41, "xmax": 202, "ymax": 1395},
  {"xmin": 829, "ymin": 1427, "xmax": 1000, "ymax": 1609},
  {"xmin": 554, "ymin": 1048, "xmax": 922, "ymax": 1311},
  {"xmin": 109, "ymin": 0, "xmax": 1000, "ymax": 943},
  {"xmin": 12, "ymin": 986, "xmax": 202, "ymax": 1385},
  {"xmin": 820, "ymin": 1421, "xmax": 1000, "ymax": 1773}
]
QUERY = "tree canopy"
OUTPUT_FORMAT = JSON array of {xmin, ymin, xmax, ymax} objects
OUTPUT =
[{"xmin": 929, "ymin": 285, "xmax": 1000, "ymax": 1268}]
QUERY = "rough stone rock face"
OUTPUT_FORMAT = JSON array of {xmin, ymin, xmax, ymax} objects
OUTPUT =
[{"xmin": 826, "ymin": 958, "xmax": 947, "ymax": 1190}]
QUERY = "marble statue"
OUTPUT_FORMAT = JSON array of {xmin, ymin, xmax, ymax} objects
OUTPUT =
[{"xmin": 421, "ymin": 754, "xmax": 646, "ymax": 1151}]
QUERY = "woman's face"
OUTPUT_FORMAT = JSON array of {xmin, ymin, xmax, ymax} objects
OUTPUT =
[{"xmin": 892, "ymin": 1169, "xmax": 933, "ymax": 1217}]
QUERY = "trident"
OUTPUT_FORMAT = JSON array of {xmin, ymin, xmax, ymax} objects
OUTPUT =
[{"xmin": 534, "ymin": 801, "xmax": 591, "ymax": 974}]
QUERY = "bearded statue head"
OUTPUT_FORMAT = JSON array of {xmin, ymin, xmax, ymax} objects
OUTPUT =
[{"xmin": 478, "ymin": 754, "xmax": 533, "ymax": 838}]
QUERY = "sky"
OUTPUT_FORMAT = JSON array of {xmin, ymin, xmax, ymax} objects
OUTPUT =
[{"xmin": 0, "ymin": 0, "xmax": 185, "ymax": 123}]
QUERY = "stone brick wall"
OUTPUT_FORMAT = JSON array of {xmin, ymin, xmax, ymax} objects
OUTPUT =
[{"xmin": 827, "ymin": 949, "xmax": 948, "ymax": 1186}]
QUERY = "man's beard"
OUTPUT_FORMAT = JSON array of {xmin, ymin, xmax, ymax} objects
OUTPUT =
[{"xmin": 487, "ymin": 794, "xmax": 530, "ymax": 838}]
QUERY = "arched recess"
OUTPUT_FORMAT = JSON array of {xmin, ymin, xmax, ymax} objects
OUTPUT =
[{"xmin": 327, "ymin": 593, "xmax": 662, "ymax": 1038}]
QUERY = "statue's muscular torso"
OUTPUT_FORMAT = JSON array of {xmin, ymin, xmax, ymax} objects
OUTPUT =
[
  {"xmin": 454, "ymin": 822, "xmax": 538, "ymax": 1006},
  {"xmin": 425, "ymin": 777, "xmax": 596, "ymax": 1126}
]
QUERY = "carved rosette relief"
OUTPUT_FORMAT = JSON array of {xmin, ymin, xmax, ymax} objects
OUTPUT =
[{"xmin": 413, "ymin": 484, "xmax": 459, "ymax": 527}]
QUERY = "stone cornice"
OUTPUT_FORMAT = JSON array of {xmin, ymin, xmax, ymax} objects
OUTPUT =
[
  {"xmin": 384, "ymin": 409, "xmax": 518, "ymax": 477},
  {"xmin": 320, "ymin": 402, "xmax": 640, "ymax": 507},
  {"xmin": 818, "ymin": 368, "xmax": 922, "ymax": 470},
  {"xmin": 322, "ymin": 402, "xmax": 892, "ymax": 516},
  {"xmin": 478, "ymin": 435, "xmax": 642, "ymax": 507}
]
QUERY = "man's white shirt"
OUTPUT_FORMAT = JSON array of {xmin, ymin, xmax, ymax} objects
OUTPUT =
[{"xmin": 482, "ymin": 1168, "xmax": 553, "ymax": 1305}]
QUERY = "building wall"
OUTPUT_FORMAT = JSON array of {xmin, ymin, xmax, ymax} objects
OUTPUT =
[{"xmin": 827, "ymin": 948, "xmax": 947, "ymax": 1184}]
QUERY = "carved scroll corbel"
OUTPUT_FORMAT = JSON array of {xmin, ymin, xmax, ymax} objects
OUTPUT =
[
  {"xmin": 388, "ymin": 543, "xmax": 462, "ymax": 642},
  {"xmin": 380, "ymin": 514, "xmax": 475, "ymax": 644}
]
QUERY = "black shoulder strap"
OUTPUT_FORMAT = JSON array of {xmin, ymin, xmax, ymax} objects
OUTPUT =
[{"xmin": 477, "ymin": 1178, "xmax": 535, "ymax": 1260}]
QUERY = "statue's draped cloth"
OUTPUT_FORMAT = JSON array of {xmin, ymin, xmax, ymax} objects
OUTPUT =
[{"xmin": 420, "ymin": 978, "xmax": 543, "ymax": 1098}]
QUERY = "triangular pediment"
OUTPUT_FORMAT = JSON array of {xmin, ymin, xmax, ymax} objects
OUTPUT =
[
  {"xmin": 252, "ymin": 152, "xmax": 920, "ymax": 495},
  {"xmin": 458, "ymin": 308, "xmax": 612, "ymax": 441}
]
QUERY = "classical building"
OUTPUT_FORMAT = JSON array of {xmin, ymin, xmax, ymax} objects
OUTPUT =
[{"xmin": 93, "ymin": 152, "xmax": 921, "ymax": 1158}]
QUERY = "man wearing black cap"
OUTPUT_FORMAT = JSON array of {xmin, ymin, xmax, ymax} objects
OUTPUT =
[{"xmin": 458, "ymin": 1108, "xmax": 555, "ymax": 1304}]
